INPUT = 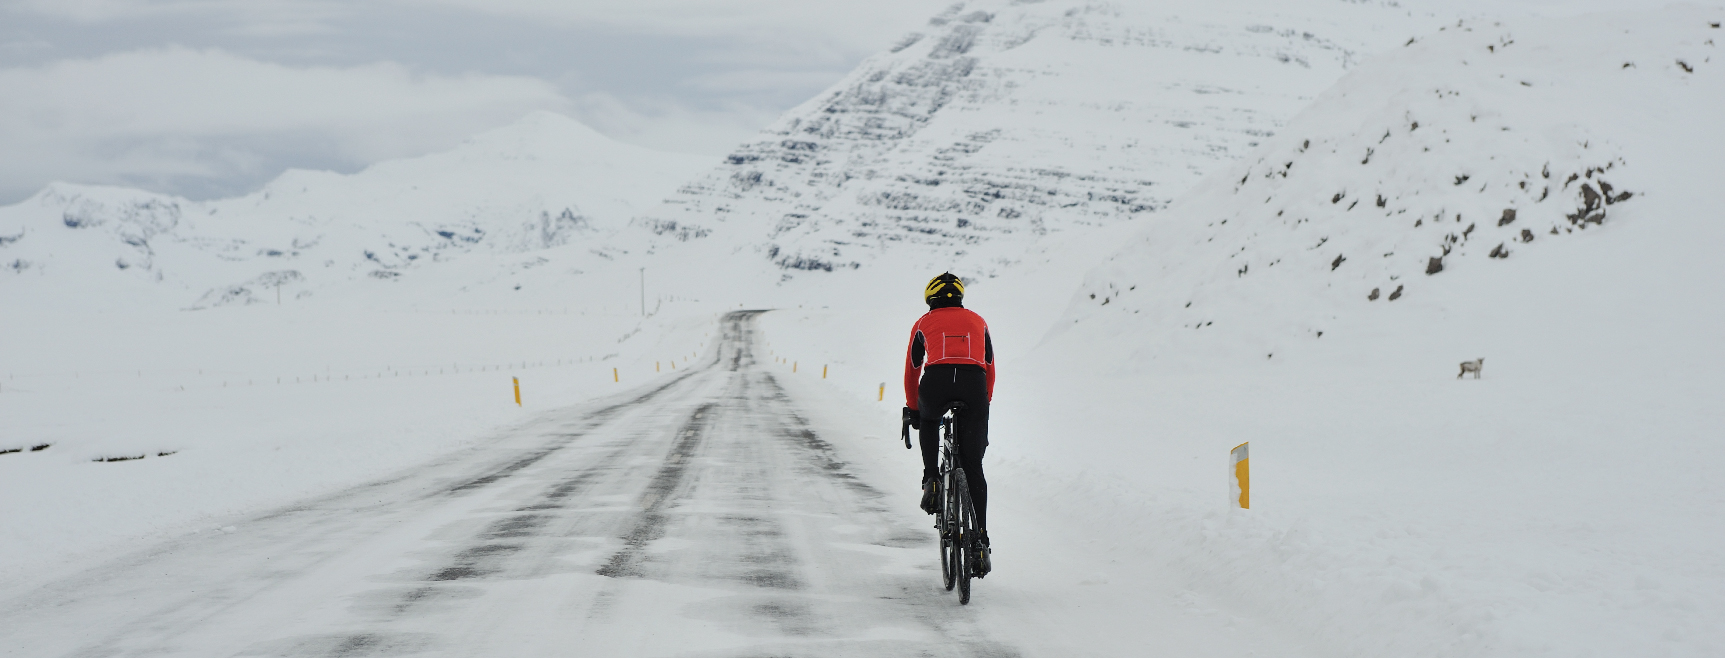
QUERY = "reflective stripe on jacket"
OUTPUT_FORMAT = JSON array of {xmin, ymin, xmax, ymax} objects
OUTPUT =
[{"xmin": 904, "ymin": 307, "xmax": 995, "ymax": 410}]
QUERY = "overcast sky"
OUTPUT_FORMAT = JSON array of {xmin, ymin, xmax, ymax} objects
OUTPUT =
[{"xmin": 0, "ymin": 0, "xmax": 934, "ymax": 203}]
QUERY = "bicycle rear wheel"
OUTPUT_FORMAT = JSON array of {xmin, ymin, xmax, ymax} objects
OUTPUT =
[
  {"xmin": 939, "ymin": 476, "xmax": 956, "ymax": 591},
  {"xmin": 951, "ymin": 467, "xmax": 973, "ymax": 605}
]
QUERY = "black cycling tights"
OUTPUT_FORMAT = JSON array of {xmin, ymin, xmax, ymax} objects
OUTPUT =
[{"xmin": 917, "ymin": 364, "xmax": 989, "ymax": 531}]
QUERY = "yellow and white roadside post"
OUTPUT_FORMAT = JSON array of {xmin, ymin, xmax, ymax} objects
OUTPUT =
[
  {"xmin": 513, "ymin": 377, "xmax": 521, "ymax": 407},
  {"xmin": 1230, "ymin": 442, "xmax": 1250, "ymax": 509},
  {"xmin": 878, "ymin": 383, "xmax": 885, "ymax": 401}
]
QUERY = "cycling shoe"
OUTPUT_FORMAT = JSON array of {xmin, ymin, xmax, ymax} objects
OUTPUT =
[{"xmin": 920, "ymin": 478, "xmax": 939, "ymax": 515}]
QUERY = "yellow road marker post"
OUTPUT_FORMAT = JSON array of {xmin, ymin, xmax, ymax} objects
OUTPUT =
[
  {"xmin": 613, "ymin": 368, "xmax": 619, "ymax": 382},
  {"xmin": 513, "ymin": 377, "xmax": 521, "ymax": 407},
  {"xmin": 878, "ymin": 383, "xmax": 885, "ymax": 401},
  {"xmin": 656, "ymin": 361, "xmax": 660, "ymax": 372},
  {"xmin": 1230, "ymin": 442, "xmax": 1250, "ymax": 509},
  {"xmin": 793, "ymin": 361, "xmax": 798, "ymax": 373}
]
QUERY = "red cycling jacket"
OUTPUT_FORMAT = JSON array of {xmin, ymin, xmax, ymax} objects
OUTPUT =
[{"xmin": 903, "ymin": 307, "xmax": 995, "ymax": 410}]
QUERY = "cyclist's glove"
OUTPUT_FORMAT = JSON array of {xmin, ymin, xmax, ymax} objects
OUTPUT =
[{"xmin": 902, "ymin": 407, "xmax": 921, "ymax": 430}]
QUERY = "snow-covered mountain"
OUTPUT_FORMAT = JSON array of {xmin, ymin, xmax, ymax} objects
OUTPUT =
[
  {"xmin": 637, "ymin": 0, "xmax": 1441, "ymax": 276},
  {"xmin": 0, "ymin": 111, "xmax": 712, "ymax": 308},
  {"xmin": 1051, "ymin": 7, "xmax": 1723, "ymax": 366}
]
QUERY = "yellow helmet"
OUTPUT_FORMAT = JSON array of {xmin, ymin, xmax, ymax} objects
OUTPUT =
[{"xmin": 924, "ymin": 272, "xmax": 964, "ymax": 306}]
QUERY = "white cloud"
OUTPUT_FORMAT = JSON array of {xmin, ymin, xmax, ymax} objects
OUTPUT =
[
  {"xmin": 0, "ymin": 46, "xmax": 571, "ymax": 201},
  {"xmin": 433, "ymin": 0, "xmax": 930, "ymax": 44},
  {"xmin": 10, "ymin": 0, "xmax": 933, "ymax": 59},
  {"xmin": 6, "ymin": 0, "xmax": 347, "ymax": 26},
  {"xmin": 0, "ymin": 0, "xmax": 941, "ymax": 201},
  {"xmin": 568, "ymin": 90, "xmax": 777, "ymax": 157},
  {"xmin": 683, "ymin": 68, "xmax": 858, "ymax": 94},
  {"xmin": 413, "ymin": 0, "xmax": 936, "ymax": 73}
]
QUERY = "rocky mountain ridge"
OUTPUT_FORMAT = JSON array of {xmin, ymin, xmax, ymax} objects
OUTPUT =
[
  {"xmin": 1053, "ymin": 7, "xmax": 1719, "ymax": 362},
  {"xmin": 637, "ymin": 0, "xmax": 1437, "ymax": 277}
]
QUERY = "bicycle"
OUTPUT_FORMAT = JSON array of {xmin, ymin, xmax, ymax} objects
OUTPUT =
[{"xmin": 904, "ymin": 401, "xmax": 982, "ymax": 604}]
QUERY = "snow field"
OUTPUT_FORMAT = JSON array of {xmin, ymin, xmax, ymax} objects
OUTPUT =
[
  {"xmin": 757, "ymin": 248, "xmax": 1725, "ymax": 656},
  {"xmin": 763, "ymin": 334, "xmax": 1331, "ymax": 658},
  {"xmin": 0, "ymin": 295, "xmax": 725, "ymax": 592}
]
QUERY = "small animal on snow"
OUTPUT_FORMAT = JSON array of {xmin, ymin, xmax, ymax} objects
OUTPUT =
[{"xmin": 1457, "ymin": 358, "xmax": 1484, "ymax": 379}]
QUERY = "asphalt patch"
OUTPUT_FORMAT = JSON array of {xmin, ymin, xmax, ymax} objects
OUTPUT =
[{"xmin": 427, "ymin": 543, "xmax": 523, "ymax": 581}]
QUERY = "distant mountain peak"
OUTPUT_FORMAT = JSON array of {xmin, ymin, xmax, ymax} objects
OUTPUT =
[
  {"xmin": 0, "ymin": 111, "xmax": 710, "ymax": 307},
  {"xmin": 454, "ymin": 110, "xmax": 634, "ymax": 158},
  {"xmin": 636, "ymin": 0, "xmax": 1427, "ymax": 276}
]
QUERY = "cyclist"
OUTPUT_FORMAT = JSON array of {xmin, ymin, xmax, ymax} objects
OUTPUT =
[{"xmin": 902, "ymin": 272, "xmax": 994, "ymax": 575}]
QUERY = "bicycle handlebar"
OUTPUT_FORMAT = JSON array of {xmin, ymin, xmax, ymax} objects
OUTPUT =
[{"xmin": 904, "ymin": 402, "xmax": 966, "ymax": 450}]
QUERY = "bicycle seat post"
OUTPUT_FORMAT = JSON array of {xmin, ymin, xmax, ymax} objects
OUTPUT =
[{"xmin": 941, "ymin": 401, "xmax": 966, "ymax": 459}]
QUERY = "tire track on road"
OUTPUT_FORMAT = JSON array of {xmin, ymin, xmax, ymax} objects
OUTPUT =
[{"xmin": 594, "ymin": 401, "xmax": 719, "ymax": 579}]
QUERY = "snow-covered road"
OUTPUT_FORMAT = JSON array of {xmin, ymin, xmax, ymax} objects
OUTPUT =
[{"xmin": 0, "ymin": 311, "xmax": 1016, "ymax": 657}]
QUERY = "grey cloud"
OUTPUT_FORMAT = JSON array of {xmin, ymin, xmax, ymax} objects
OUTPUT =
[{"xmin": 0, "ymin": 0, "xmax": 931, "ymax": 203}]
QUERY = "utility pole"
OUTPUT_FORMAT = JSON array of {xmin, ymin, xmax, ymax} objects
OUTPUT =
[{"xmin": 639, "ymin": 267, "xmax": 645, "ymax": 317}]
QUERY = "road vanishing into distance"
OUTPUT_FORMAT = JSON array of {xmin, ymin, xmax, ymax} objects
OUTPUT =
[{"xmin": 1, "ymin": 311, "xmax": 1017, "ymax": 658}]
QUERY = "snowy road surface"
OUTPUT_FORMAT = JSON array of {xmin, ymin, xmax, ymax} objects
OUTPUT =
[{"xmin": 0, "ymin": 311, "xmax": 1017, "ymax": 657}]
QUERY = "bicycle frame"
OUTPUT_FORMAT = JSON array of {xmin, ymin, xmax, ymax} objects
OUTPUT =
[{"xmin": 938, "ymin": 406, "xmax": 964, "ymax": 519}]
